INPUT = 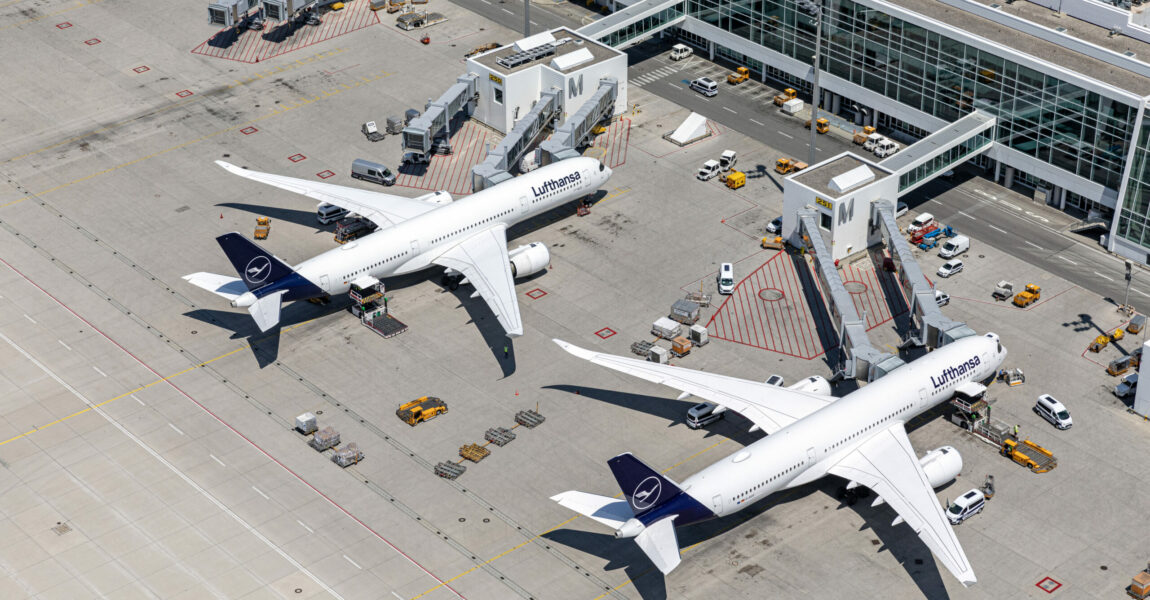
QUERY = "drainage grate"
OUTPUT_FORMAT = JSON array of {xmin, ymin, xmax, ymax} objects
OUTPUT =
[{"xmin": 51, "ymin": 522, "xmax": 72, "ymax": 536}]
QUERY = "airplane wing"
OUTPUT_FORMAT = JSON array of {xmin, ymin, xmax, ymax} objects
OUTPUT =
[
  {"xmin": 432, "ymin": 224, "xmax": 523, "ymax": 337},
  {"xmin": 216, "ymin": 160, "xmax": 436, "ymax": 229},
  {"xmin": 553, "ymin": 340, "xmax": 833, "ymax": 434},
  {"xmin": 827, "ymin": 423, "xmax": 976, "ymax": 586}
]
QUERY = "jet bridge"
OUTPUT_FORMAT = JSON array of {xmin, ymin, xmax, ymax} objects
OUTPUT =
[
  {"xmin": 538, "ymin": 78, "xmax": 618, "ymax": 165},
  {"xmin": 797, "ymin": 211, "xmax": 905, "ymax": 381},
  {"xmin": 402, "ymin": 73, "xmax": 480, "ymax": 162},
  {"xmin": 871, "ymin": 201, "xmax": 976, "ymax": 348},
  {"xmin": 471, "ymin": 88, "xmax": 564, "ymax": 191}
]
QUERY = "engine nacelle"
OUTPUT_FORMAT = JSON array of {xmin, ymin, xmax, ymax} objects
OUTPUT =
[
  {"xmin": 919, "ymin": 446, "xmax": 962, "ymax": 488},
  {"xmin": 788, "ymin": 375, "xmax": 832, "ymax": 396},
  {"xmin": 509, "ymin": 242, "xmax": 550, "ymax": 279},
  {"xmin": 416, "ymin": 191, "xmax": 453, "ymax": 205}
]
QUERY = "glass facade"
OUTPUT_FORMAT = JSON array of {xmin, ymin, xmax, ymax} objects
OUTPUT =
[
  {"xmin": 898, "ymin": 130, "xmax": 991, "ymax": 192},
  {"xmin": 683, "ymin": 0, "xmax": 1139, "ymax": 191},
  {"xmin": 600, "ymin": 2, "xmax": 685, "ymax": 47},
  {"xmin": 1117, "ymin": 121, "xmax": 1150, "ymax": 248}
]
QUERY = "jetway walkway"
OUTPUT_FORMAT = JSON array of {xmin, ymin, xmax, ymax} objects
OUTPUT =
[
  {"xmin": 881, "ymin": 110, "xmax": 995, "ymax": 197},
  {"xmin": 402, "ymin": 74, "xmax": 480, "ymax": 162},
  {"xmin": 471, "ymin": 89, "xmax": 564, "ymax": 191},
  {"xmin": 576, "ymin": 0, "xmax": 685, "ymax": 49},
  {"xmin": 539, "ymin": 78, "xmax": 618, "ymax": 164},
  {"xmin": 871, "ymin": 202, "xmax": 976, "ymax": 348},
  {"xmin": 797, "ymin": 211, "xmax": 905, "ymax": 381}
]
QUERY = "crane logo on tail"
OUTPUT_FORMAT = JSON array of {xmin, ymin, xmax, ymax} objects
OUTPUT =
[
  {"xmin": 631, "ymin": 476, "xmax": 662, "ymax": 511},
  {"xmin": 244, "ymin": 256, "xmax": 272, "ymax": 284}
]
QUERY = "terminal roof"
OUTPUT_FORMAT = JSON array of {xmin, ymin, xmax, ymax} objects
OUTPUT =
[
  {"xmin": 472, "ymin": 27, "xmax": 620, "ymax": 76},
  {"xmin": 792, "ymin": 154, "xmax": 892, "ymax": 199}
]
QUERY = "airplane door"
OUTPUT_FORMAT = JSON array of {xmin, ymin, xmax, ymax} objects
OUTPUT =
[
  {"xmin": 320, "ymin": 274, "xmax": 329, "ymax": 292},
  {"xmin": 919, "ymin": 387, "xmax": 928, "ymax": 408},
  {"xmin": 410, "ymin": 239, "xmax": 420, "ymax": 255},
  {"xmin": 711, "ymin": 494, "xmax": 723, "ymax": 514},
  {"xmin": 807, "ymin": 447, "xmax": 816, "ymax": 464},
  {"xmin": 519, "ymin": 195, "xmax": 530, "ymax": 215}
]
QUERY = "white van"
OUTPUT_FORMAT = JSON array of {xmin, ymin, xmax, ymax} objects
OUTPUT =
[
  {"xmin": 874, "ymin": 139, "xmax": 899, "ymax": 158},
  {"xmin": 946, "ymin": 489, "xmax": 986, "ymax": 525},
  {"xmin": 686, "ymin": 401, "xmax": 722, "ymax": 428},
  {"xmin": 690, "ymin": 77, "xmax": 718, "ymax": 97},
  {"xmin": 669, "ymin": 43, "xmax": 693, "ymax": 61},
  {"xmin": 351, "ymin": 159, "xmax": 396, "ymax": 186},
  {"xmin": 317, "ymin": 202, "xmax": 349, "ymax": 224},
  {"xmin": 717, "ymin": 263, "xmax": 735, "ymax": 294},
  {"xmin": 939, "ymin": 235, "xmax": 970, "ymax": 258},
  {"xmin": 907, "ymin": 212, "xmax": 935, "ymax": 233},
  {"xmin": 1034, "ymin": 394, "xmax": 1072, "ymax": 429}
]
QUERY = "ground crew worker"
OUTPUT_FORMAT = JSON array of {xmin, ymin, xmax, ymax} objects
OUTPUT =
[
  {"xmin": 1013, "ymin": 424, "xmax": 1020, "ymax": 440},
  {"xmin": 504, "ymin": 345, "xmax": 509, "ymax": 359}
]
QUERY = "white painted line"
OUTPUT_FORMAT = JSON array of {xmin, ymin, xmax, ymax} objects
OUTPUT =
[
  {"xmin": 252, "ymin": 486, "xmax": 270, "ymax": 500},
  {"xmin": 210, "ymin": 454, "xmax": 226, "ymax": 467},
  {"xmin": 1136, "ymin": 288, "xmax": 1150, "ymax": 298},
  {"xmin": 23, "ymin": 314, "xmax": 36, "ymax": 324},
  {"xmin": 750, "ymin": 119, "xmax": 764, "ymax": 126},
  {"xmin": 988, "ymin": 224, "xmax": 1008, "ymax": 234},
  {"xmin": 344, "ymin": 555, "xmax": 362, "ymax": 570},
  {"xmin": 58, "ymin": 340, "xmax": 72, "ymax": 351},
  {"xmin": 501, "ymin": 7, "xmax": 513, "ymax": 14},
  {"xmin": 169, "ymin": 423, "xmax": 184, "ymax": 436},
  {"xmin": 667, "ymin": 82, "xmax": 682, "ymax": 89},
  {"xmin": 132, "ymin": 394, "xmax": 145, "ymax": 406},
  {"xmin": 722, "ymin": 106, "xmax": 736, "ymax": 114},
  {"xmin": 480, "ymin": 0, "xmax": 490, "ymax": 3},
  {"xmin": 0, "ymin": 330, "xmax": 349, "ymax": 600},
  {"xmin": 1057, "ymin": 256, "xmax": 1078, "ymax": 265},
  {"xmin": 957, "ymin": 211, "xmax": 976, "ymax": 221},
  {"xmin": 1024, "ymin": 240, "xmax": 1043, "ymax": 250},
  {"xmin": 93, "ymin": 366, "xmax": 107, "ymax": 378},
  {"xmin": 530, "ymin": 20, "xmax": 538, "ymax": 25},
  {"xmin": 392, "ymin": 593, "xmax": 404, "ymax": 600},
  {"xmin": 777, "ymin": 131, "xmax": 793, "ymax": 139},
  {"xmin": 1095, "ymin": 271, "xmax": 1114, "ymax": 281},
  {"xmin": 298, "ymin": 520, "xmax": 315, "ymax": 534}
]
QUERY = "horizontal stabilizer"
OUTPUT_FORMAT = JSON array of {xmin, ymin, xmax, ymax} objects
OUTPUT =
[
  {"xmin": 634, "ymin": 516, "xmax": 681, "ymax": 574},
  {"xmin": 248, "ymin": 291, "xmax": 285, "ymax": 332},
  {"xmin": 183, "ymin": 272, "xmax": 247, "ymax": 302},
  {"xmin": 550, "ymin": 491, "xmax": 633, "ymax": 530}
]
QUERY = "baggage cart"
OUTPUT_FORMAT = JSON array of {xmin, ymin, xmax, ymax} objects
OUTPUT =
[
  {"xmin": 332, "ymin": 443, "xmax": 364, "ymax": 467},
  {"xmin": 459, "ymin": 443, "xmax": 490, "ymax": 462}
]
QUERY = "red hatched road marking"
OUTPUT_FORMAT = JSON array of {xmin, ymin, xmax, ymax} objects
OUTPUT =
[
  {"xmin": 1036, "ymin": 577, "xmax": 1062, "ymax": 593},
  {"xmin": 316, "ymin": 170, "xmax": 335, "ymax": 179},
  {"xmin": 176, "ymin": 90, "xmax": 194, "ymax": 98},
  {"xmin": 595, "ymin": 328, "xmax": 617, "ymax": 339},
  {"xmin": 84, "ymin": 38, "xmax": 101, "ymax": 45},
  {"xmin": 526, "ymin": 289, "xmax": 547, "ymax": 299},
  {"xmin": 288, "ymin": 153, "xmax": 306, "ymax": 163},
  {"xmin": 240, "ymin": 126, "xmax": 258, "ymax": 135}
]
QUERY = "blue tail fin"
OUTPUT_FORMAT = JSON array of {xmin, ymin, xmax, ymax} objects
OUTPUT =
[
  {"xmin": 216, "ymin": 233, "xmax": 296, "ymax": 291},
  {"xmin": 608, "ymin": 453, "xmax": 682, "ymax": 517}
]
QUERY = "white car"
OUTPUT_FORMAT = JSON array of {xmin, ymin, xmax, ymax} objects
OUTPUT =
[
  {"xmin": 766, "ymin": 217, "xmax": 782, "ymax": 234},
  {"xmin": 937, "ymin": 259, "xmax": 964, "ymax": 278},
  {"xmin": 935, "ymin": 289, "xmax": 950, "ymax": 306}
]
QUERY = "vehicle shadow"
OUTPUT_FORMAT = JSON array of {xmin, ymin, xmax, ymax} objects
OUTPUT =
[{"xmin": 217, "ymin": 202, "xmax": 330, "ymax": 232}]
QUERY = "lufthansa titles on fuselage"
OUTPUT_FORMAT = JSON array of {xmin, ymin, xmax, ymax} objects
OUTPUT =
[
  {"xmin": 530, "ymin": 171, "xmax": 582, "ymax": 198},
  {"xmin": 930, "ymin": 355, "xmax": 981, "ymax": 390}
]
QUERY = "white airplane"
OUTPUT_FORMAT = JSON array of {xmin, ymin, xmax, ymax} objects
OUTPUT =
[
  {"xmin": 551, "ymin": 332, "xmax": 1008, "ymax": 586},
  {"xmin": 184, "ymin": 157, "xmax": 611, "ymax": 335}
]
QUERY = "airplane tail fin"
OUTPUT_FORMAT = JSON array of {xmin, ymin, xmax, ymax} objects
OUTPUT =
[
  {"xmin": 608, "ymin": 452, "xmax": 683, "ymax": 518},
  {"xmin": 216, "ymin": 232, "xmax": 296, "ymax": 291}
]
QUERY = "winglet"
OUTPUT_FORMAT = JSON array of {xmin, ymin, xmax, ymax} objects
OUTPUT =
[{"xmin": 552, "ymin": 338, "xmax": 598, "ymax": 361}]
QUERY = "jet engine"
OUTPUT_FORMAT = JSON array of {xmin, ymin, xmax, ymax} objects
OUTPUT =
[
  {"xmin": 416, "ymin": 191, "xmax": 453, "ymax": 205},
  {"xmin": 919, "ymin": 446, "xmax": 963, "ymax": 488},
  {"xmin": 509, "ymin": 242, "xmax": 550, "ymax": 278},
  {"xmin": 788, "ymin": 375, "xmax": 832, "ymax": 395}
]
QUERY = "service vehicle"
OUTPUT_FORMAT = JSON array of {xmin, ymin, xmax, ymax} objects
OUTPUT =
[
  {"xmin": 690, "ymin": 77, "xmax": 718, "ymax": 97},
  {"xmin": 853, "ymin": 125, "xmax": 876, "ymax": 145},
  {"xmin": 1034, "ymin": 394, "xmax": 1072, "ymax": 429},
  {"xmin": 1000, "ymin": 438, "xmax": 1057, "ymax": 473},
  {"xmin": 686, "ymin": 402, "xmax": 723, "ymax": 429},
  {"xmin": 334, "ymin": 216, "xmax": 378, "ymax": 244},
  {"xmin": 1116, "ymin": 372, "xmax": 1138, "ymax": 398},
  {"xmin": 775, "ymin": 157, "xmax": 808, "ymax": 175},
  {"xmin": 945, "ymin": 489, "xmax": 986, "ymax": 525},
  {"xmin": 669, "ymin": 43, "xmax": 693, "ymax": 60},
  {"xmin": 907, "ymin": 212, "xmax": 935, "ymax": 233},
  {"xmin": 895, "ymin": 201, "xmax": 908, "ymax": 217},
  {"xmin": 396, "ymin": 396, "xmax": 448, "ymax": 426},
  {"xmin": 773, "ymin": 87, "xmax": 797, "ymax": 106},
  {"xmin": 351, "ymin": 159, "xmax": 396, "ymax": 186},
  {"xmin": 316, "ymin": 202, "xmax": 349, "ymax": 224},
  {"xmin": 717, "ymin": 263, "xmax": 735, "ymax": 294},
  {"xmin": 874, "ymin": 139, "xmax": 900, "ymax": 158},
  {"xmin": 764, "ymin": 374, "xmax": 785, "ymax": 386},
  {"xmin": 935, "ymin": 289, "xmax": 950, "ymax": 307},
  {"xmin": 766, "ymin": 216, "xmax": 783, "ymax": 234},
  {"xmin": 396, "ymin": 11, "xmax": 447, "ymax": 30},
  {"xmin": 722, "ymin": 170, "xmax": 745, "ymax": 189},
  {"xmin": 727, "ymin": 66, "xmax": 750, "ymax": 84},
  {"xmin": 937, "ymin": 259, "xmax": 964, "ymax": 278},
  {"xmin": 805, "ymin": 118, "xmax": 829, "ymax": 133},
  {"xmin": 992, "ymin": 280, "xmax": 1015, "ymax": 301},
  {"xmin": 863, "ymin": 133, "xmax": 885, "ymax": 151},
  {"xmin": 697, "ymin": 159, "xmax": 721, "ymax": 181},
  {"xmin": 938, "ymin": 235, "xmax": 969, "ymax": 258},
  {"xmin": 719, "ymin": 150, "xmax": 738, "ymax": 172},
  {"xmin": 1012, "ymin": 284, "xmax": 1041, "ymax": 307}
]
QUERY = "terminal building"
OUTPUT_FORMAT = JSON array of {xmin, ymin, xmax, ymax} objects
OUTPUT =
[{"xmin": 580, "ymin": 0, "xmax": 1150, "ymax": 264}]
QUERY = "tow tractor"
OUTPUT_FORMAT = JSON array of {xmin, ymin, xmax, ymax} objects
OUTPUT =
[{"xmin": 1001, "ymin": 439, "xmax": 1057, "ymax": 473}]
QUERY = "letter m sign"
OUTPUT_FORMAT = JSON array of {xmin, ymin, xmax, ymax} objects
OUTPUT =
[
  {"xmin": 568, "ymin": 74, "xmax": 584, "ymax": 99},
  {"xmin": 837, "ymin": 197, "xmax": 854, "ymax": 225}
]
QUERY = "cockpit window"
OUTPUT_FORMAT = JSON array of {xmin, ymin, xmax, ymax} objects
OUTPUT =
[{"xmin": 599, "ymin": 163, "xmax": 605, "ymax": 172}]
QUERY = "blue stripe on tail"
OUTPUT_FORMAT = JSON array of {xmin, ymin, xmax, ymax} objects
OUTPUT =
[
  {"xmin": 215, "ymin": 233, "xmax": 323, "ymax": 301},
  {"xmin": 608, "ymin": 453, "xmax": 715, "ymax": 526}
]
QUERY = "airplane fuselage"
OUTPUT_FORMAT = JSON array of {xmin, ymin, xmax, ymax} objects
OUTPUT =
[
  {"xmin": 255, "ymin": 158, "xmax": 610, "ymax": 300},
  {"xmin": 636, "ymin": 335, "xmax": 1007, "ymax": 527}
]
